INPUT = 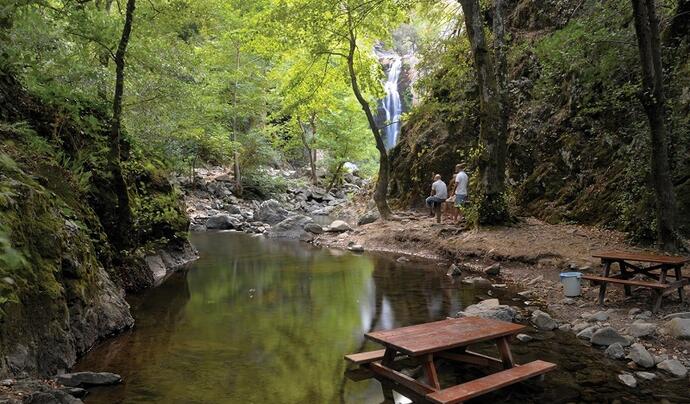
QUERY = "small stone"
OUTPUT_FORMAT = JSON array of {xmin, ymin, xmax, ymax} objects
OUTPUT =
[
  {"xmin": 572, "ymin": 322, "xmax": 590, "ymax": 333},
  {"xmin": 656, "ymin": 359, "xmax": 688, "ymax": 378},
  {"xmin": 347, "ymin": 244, "xmax": 364, "ymax": 253},
  {"xmin": 664, "ymin": 318, "xmax": 690, "ymax": 339},
  {"xmin": 303, "ymin": 222, "xmax": 324, "ymax": 234},
  {"xmin": 577, "ymin": 326, "xmax": 597, "ymax": 340},
  {"xmin": 0, "ymin": 379, "xmax": 14, "ymax": 387},
  {"xmin": 617, "ymin": 373, "xmax": 637, "ymax": 388},
  {"xmin": 634, "ymin": 371, "xmax": 657, "ymax": 381},
  {"xmin": 531, "ymin": 310, "xmax": 557, "ymax": 331},
  {"xmin": 561, "ymin": 298, "xmax": 576, "ymax": 305},
  {"xmin": 628, "ymin": 343, "xmax": 655, "ymax": 368},
  {"xmin": 634, "ymin": 311, "xmax": 652, "ymax": 320},
  {"xmin": 654, "ymin": 354, "xmax": 669, "ymax": 365},
  {"xmin": 326, "ymin": 220, "xmax": 352, "ymax": 232},
  {"xmin": 492, "ymin": 283, "xmax": 507, "ymax": 288},
  {"xmin": 605, "ymin": 343, "xmax": 626, "ymax": 360},
  {"xmin": 447, "ymin": 264, "xmax": 462, "ymax": 277},
  {"xmin": 396, "ymin": 256, "xmax": 410, "ymax": 263},
  {"xmin": 628, "ymin": 308, "xmax": 642, "ymax": 316},
  {"xmin": 483, "ymin": 263, "xmax": 501, "ymax": 276},
  {"xmin": 558, "ymin": 324, "xmax": 572, "ymax": 332},
  {"xmin": 516, "ymin": 333, "xmax": 533, "ymax": 342},
  {"xmin": 587, "ymin": 311, "xmax": 609, "ymax": 322},
  {"xmin": 591, "ymin": 327, "xmax": 629, "ymax": 346},
  {"xmin": 628, "ymin": 322, "xmax": 656, "ymax": 338}
]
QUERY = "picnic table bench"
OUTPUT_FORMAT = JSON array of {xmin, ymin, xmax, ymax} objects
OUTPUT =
[
  {"xmin": 583, "ymin": 251, "xmax": 690, "ymax": 312},
  {"xmin": 345, "ymin": 317, "xmax": 556, "ymax": 403}
]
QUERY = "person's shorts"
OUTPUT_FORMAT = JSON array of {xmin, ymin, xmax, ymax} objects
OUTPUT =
[{"xmin": 455, "ymin": 194, "xmax": 467, "ymax": 208}]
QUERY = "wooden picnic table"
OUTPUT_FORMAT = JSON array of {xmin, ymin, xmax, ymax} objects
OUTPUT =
[
  {"xmin": 345, "ymin": 317, "xmax": 556, "ymax": 404},
  {"xmin": 583, "ymin": 250, "xmax": 690, "ymax": 312}
]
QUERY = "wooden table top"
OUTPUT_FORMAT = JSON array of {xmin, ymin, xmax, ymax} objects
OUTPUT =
[
  {"xmin": 592, "ymin": 250, "xmax": 690, "ymax": 265},
  {"xmin": 366, "ymin": 317, "xmax": 525, "ymax": 356}
]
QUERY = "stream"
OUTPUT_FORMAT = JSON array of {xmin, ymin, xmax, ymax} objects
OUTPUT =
[{"xmin": 76, "ymin": 232, "xmax": 688, "ymax": 403}]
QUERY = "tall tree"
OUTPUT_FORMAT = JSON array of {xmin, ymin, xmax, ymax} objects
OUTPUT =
[
  {"xmin": 631, "ymin": 0, "xmax": 679, "ymax": 250},
  {"xmin": 108, "ymin": 0, "xmax": 136, "ymax": 247},
  {"xmin": 458, "ymin": 0, "xmax": 510, "ymax": 224}
]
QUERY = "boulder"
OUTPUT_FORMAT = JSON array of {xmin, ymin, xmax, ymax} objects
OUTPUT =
[
  {"xmin": 627, "ymin": 343, "xmax": 655, "ymax": 368},
  {"xmin": 591, "ymin": 327, "xmax": 629, "ymax": 346},
  {"xmin": 483, "ymin": 263, "xmax": 501, "ymax": 276},
  {"xmin": 664, "ymin": 318, "xmax": 690, "ymax": 339},
  {"xmin": 358, "ymin": 210, "xmax": 380, "ymax": 225},
  {"xmin": 628, "ymin": 322, "xmax": 656, "ymax": 338},
  {"xmin": 605, "ymin": 343, "xmax": 625, "ymax": 360},
  {"xmin": 205, "ymin": 214, "xmax": 242, "ymax": 230},
  {"xmin": 326, "ymin": 220, "xmax": 352, "ymax": 232},
  {"xmin": 531, "ymin": 310, "xmax": 557, "ymax": 331},
  {"xmin": 304, "ymin": 222, "xmax": 324, "ymax": 234},
  {"xmin": 255, "ymin": 199, "xmax": 289, "ymax": 224},
  {"xmin": 656, "ymin": 359, "xmax": 688, "ymax": 378},
  {"xmin": 457, "ymin": 299, "xmax": 516, "ymax": 322},
  {"xmin": 267, "ymin": 215, "xmax": 313, "ymax": 239},
  {"xmin": 55, "ymin": 372, "xmax": 121, "ymax": 387},
  {"xmin": 617, "ymin": 373, "xmax": 636, "ymax": 388}
]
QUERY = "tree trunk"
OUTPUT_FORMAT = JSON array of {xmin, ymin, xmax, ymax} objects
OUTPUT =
[
  {"xmin": 108, "ymin": 0, "xmax": 136, "ymax": 248},
  {"xmin": 459, "ymin": 0, "xmax": 509, "ymax": 224},
  {"xmin": 232, "ymin": 44, "xmax": 243, "ymax": 195},
  {"xmin": 298, "ymin": 118, "xmax": 318, "ymax": 185},
  {"xmin": 631, "ymin": 0, "xmax": 679, "ymax": 250},
  {"xmin": 493, "ymin": 0, "xmax": 508, "ymax": 188},
  {"xmin": 345, "ymin": 30, "xmax": 392, "ymax": 219}
]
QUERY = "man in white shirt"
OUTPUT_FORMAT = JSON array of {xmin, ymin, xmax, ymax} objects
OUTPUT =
[
  {"xmin": 453, "ymin": 163, "xmax": 469, "ymax": 223},
  {"xmin": 425, "ymin": 174, "xmax": 447, "ymax": 218}
]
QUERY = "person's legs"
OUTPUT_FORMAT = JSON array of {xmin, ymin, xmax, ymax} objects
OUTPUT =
[
  {"xmin": 455, "ymin": 194, "xmax": 466, "ymax": 224},
  {"xmin": 426, "ymin": 196, "xmax": 443, "ymax": 217}
]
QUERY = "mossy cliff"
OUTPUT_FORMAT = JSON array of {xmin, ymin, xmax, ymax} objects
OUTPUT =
[
  {"xmin": 391, "ymin": 0, "xmax": 690, "ymax": 241},
  {"xmin": 0, "ymin": 71, "xmax": 190, "ymax": 378}
]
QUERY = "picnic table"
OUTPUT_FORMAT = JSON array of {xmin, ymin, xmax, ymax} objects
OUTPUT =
[
  {"xmin": 345, "ymin": 317, "xmax": 556, "ymax": 404},
  {"xmin": 582, "ymin": 251, "xmax": 690, "ymax": 312}
]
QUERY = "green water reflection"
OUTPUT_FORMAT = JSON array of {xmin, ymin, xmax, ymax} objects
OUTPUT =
[{"xmin": 77, "ymin": 232, "xmax": 475, "ymax": 403}]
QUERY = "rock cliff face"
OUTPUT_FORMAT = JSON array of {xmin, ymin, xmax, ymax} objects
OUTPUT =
[
  {"xmin": 390, "ymin": 0, "xmax": 690, "ymax": 240},
  {"xmin": 0, "ymin": 71, "xmax": 190, "ymax": 378}
]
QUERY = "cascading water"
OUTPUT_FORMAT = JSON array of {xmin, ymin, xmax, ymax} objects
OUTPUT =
[{"xmin": 382, "ymin": 56, "xmax": 402, "ymax": 149}]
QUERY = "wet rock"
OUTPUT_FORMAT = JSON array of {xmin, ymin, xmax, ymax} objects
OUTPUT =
[
  {"xmin": 516, "ymin": 333, "xmax": 533, "ymax": 342},
  {"xmin": 326, "ymin": 220, "xmax": 352, "ymax": 232},
  {"xmin": 663, "ymin": 318, "xmax": 690, "ymax": 339},
  {"xmin": 267, "ymin": 215, "xmax": 313, "ymax": 239},
  {"xmin": 617, "ymin": 373, "xmax": 636, "ymax": 388},
  {"xmin": 605, "ymin": 343, "xmax": 625, "ymax": 360},
  {"xmin": 205, "ymin": 214, "xmax": 242, "ymax": 230},
  {"xmin": 576, "ymin": 326, "xmax": 597, "ymax": 340},
  {"xmin": 627, "ymin": 343, "xmax": 655, "ymax": 368},
  {"xmin": 446, "ymin": 264, "xmax": 462, "ymax": 277},
  {"xmin": 591, "ymin": 327, "xmax": 629, "ymax": 346},
  {"xmin": 357, "ymin": 210, "xmax": 379, "ymax": 225},
  {"xmin": 303, "ymin": 222, "xmax": 324, "ymax": 234},
  {"xmin": 55, "ymin": 372, "xmax": 121, "ymax": 387},
  {"xmin": 531, "ymin": 310, "xmax": 557, "ymax": 331},
  {"xmin": 457, "ymin": 299, "xmax": 516, "ymax": 322},
  {"xmin": 347, "ymin": 244, "xmax": 364, "ymax": 253},
  {"xmin": 461, "ymin": 276, "xmax": 492, "ymax": 287},
  {"xmin": 656, "ymin": 359, "xmax": 687, "ymax": 378},
  {"xmin": 587, "ymin": 311, "xmax": 609, "ymax": 322},
  {"xmin": 628, "ymin": 322, "xmax": 656, "ymax": 338},
  {"xmin": 255, "ymin": 199, "xmax": 289, "ymax": 224},
  {"xmin": 663, "ymin": 312, "xmax": 690, "ymax": 320},
  {"xmin": 634, "ymin": 371, "xmax": 657, "ymax": 381},
  {"xmin": 483, "ymin": 263, "xmax": 501, "ymax": 276}
]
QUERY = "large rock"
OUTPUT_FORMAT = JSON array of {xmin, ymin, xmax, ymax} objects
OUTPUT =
[
  {"xmin": 358, "ymin": 210, "xmax": 380, "ymax": 225},
  {"xmin": 303, "ymin": 222, "xmax": 324, "ymax": 234},
  {"xmin": 590, "ymin": 327, "xmax": 629, "ymax": 346},
  {"xmin": 664, "ymin": 318, "xmax": 690, "ymax": 339},
  {"xmin": 457, "ymin": 299, "xmax": 516, "ymax": 322},
  {"xmin": 255, "ymin": 199, "xmax": 289, "ymax": 224},
  {"xmin": 656, "ymin": 359, "xmax": 688, "ymax": 378},
  {"xmin": 326, "ymin": 220, "xmax": 352, "ymax": 232},
  {"xmin": 628, "ymin": 322, "xmax": 656, "ymax": 338},
  {"xmin": 205, "ymin": 214, "xmax": 242, "ymax": 230},
  {"xmin": 627, "ymin": 343, "xmax": 654, "ymax": 368},
  {"xmin": 267, "ymin": 215, "xmax": 313, "ymax": 239},
  {"xmin": 587, "ymin": 311, "xmax": 609, "ymax": 322},
  {"xmin": 531, "ymin": 310, "xmax": 557, "ymax": 331},
  {"xmin": 55, "ymin": 372, "xmax": 121, "ymax": 387}
]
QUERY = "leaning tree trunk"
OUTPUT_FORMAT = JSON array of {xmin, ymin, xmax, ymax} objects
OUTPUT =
[
  {"xmin": 459, "ymin": 0, "xmax": 509, "ymax": 225},
  {"xmin": 346, "ymin": 33, "xmax": 392, "ymax": 219},
  {"xmin": 108, "ymin": 0, "xmax": 136, "ymax": 248},
  {"xmin": 631, "ymin": 0, "xmax": 679, "ymax": 250}
]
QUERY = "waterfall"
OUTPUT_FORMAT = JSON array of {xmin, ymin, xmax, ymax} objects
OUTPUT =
[{"xmin": 382, "ymin": 57, "xmax": 402, "ymax": 149}]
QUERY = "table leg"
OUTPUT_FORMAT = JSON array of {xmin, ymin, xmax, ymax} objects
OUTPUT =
[
  {"xmin": 380, "ymin": 381, "xmax": 395, "ymax": 404},
  {"xmin": 653, "ymin": 289, "xmax": 663, "ymax": 313},
  {"xmin": 598, "ymin": 261, "xmax": 611, "ymax": 305},
  {"xmin": 496, "ymin": 336, "xmax": 515, "ymax": 369},
  {"xmin": 620, "ymin": 261, "xmax": 632, "ymax": 296},
  {"xmin": 420, "ymin": 354, "xmax": 440, "ymax": 390},
  {"xmin": 382, "ymin": 347, "xmax": 397, "ymax": 367},
  {"xmin": 674, "ymin": 265, "xmax": 684, "ymax": 302}
]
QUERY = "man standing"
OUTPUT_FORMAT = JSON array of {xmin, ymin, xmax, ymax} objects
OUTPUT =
[
  {"xmin": 425, "ymin": 174, "xmax": 448, "ymax": 219},
  {"xmin": 453, "ymin": 164, "xmax": 469, "ymax": 223}
]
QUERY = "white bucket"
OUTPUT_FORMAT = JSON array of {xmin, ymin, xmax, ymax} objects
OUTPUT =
[{"xmin": 560, "ymin": 272, "xmax": 582, "ymax": 297}]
